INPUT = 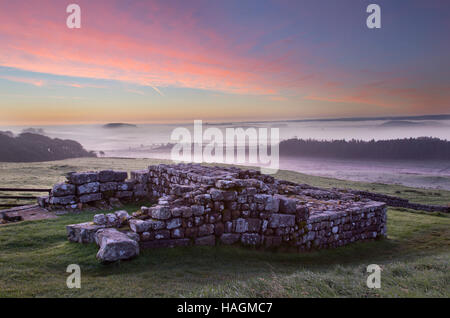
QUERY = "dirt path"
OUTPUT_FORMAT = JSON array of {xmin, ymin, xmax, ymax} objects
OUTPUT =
[{"xmin": 0, "ymin": 205, "xmax": 57, "ymax": 224}]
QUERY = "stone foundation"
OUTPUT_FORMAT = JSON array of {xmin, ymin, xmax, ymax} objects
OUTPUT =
[{"xmin": 65, "ymin": 164, "xmax": 387, "ymax": 261}]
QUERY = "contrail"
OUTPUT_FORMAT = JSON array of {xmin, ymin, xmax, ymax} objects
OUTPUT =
[{"xmin": 152, "ymin": 86, "xmax": 164, "ymax": 96}]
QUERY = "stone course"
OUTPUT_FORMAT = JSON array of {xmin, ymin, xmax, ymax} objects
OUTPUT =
[{"xmin": 64, "ymin": 164, "xmax": 388, "ymax": 262}]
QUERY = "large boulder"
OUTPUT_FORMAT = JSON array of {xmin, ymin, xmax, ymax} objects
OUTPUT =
[{"xmin": 95, "ymin": 228, "xmax": 139, "ymax": 263}]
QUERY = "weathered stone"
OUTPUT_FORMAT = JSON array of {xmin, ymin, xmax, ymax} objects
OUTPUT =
[
  {"xmin": 130, "ymin": 170, "xmax": 148, "ymax": 183},
  {"xmin": 269, "ymin": 214, "xmax": 295, "ymax": 228},
  {"xmin": 93, "ymin": 214, "xmax": 107, "ymax": 225},
  {"xmin": 171, "ymin": 185, "xmax": 194, "ymax": 196},
  {"xmin": 77, "ymin": 182, "xmax": 100, "ymax": 195},
  {"xmin": 52, "ymin": 183, "xmax": 76, "ymax": 197},
  {"xmin": 118, "ymin": 181, "xmax": 134, "ymax": 191},
  {"xmin": 140, "ymin": 238, "xmax": 191, "ymax": 249},
  {"xmin": 154, "ymin": 230, "xmax": 170, "ymax": 240},
  {"xmin": 167, "ymin": 218, "xmax": 182, "ymax": 229},
  {"xmin": 113, "ymin": 171, "xmax": 128, "ymax": 182},
  {"xmin": 220, "ymin": 233, "xmax": 240, "ymax": 245},
  {"xmin": 209, "ymin": 189, "xmax": 224, "ymax": 201},
  {"xmin": 129, "ymin": 219, "xmax": 151, "ymax": 233},
  {"xmin": 124, "ymin": 231, "xmax": 140, "ymax": 242},
  {"xmin": 215, "ymin": 180, "xmax": 235, "ymax": 189},
  {"xmin": 100, "ymin": 182, "xmax": 117, "ymax": 192},
  {"xmin": 114, "ymin": 210, "xmax": 130, "ymax": 225},
  {"xmin": 99, "ymin": 170, "xmax": 116, "ymax": 183},
  {"xmin": 151, "ymin": 205, "xmax": 171, "ymax": 220},
  {"xmin": 198, "ymin": 224, "xmax": 214, "ymax": 236},
  {"xmin": 241, "ymin": 233, "xmax": 261, "ymax": 246},
  {"xmin": 191, "ymin": 205, "xmax": 205, "ymax": 216},
  {"xmin": 195, "ymin": 235, "xmax": 216, "ymax": 246},
  {"xmin": 247, "ymin": 218, "xmax": 262, "ymax": 232},
  {"xmin": 68, "ymin": 172, "xmax": 99, "ymax": 185},
  {"xmin": 277, "ymin": 195, "xmax": 297, "ymax": 213},
  {"xmin": 66, "ymin": 222, "xmax": 105, "ymax": 243},
  {"xmin": 50, "ymin": 195, "xmax": 76, "ymax": 205},
  {"xmin": 171, "ymin": 228, "xmax": 185, "ymax": 239},
  {"xmin": 234, "ymin": 218, "xmax": 248, "ymax": 233},
  {"xmin": 37, "ymin": 195, "xmax": 49, "ymax": 208},
  {"xmin": 265, "ymin": 196, "xmax": 279, "ymax": 212},
  {"xmin": 106, "ymin": 213, "xmax": 119, "ymax": 227},
  {"xmin": 96, "ymin": 228, "xmax": 139, "ymax": 263},
  {"xmin": 79, "ymin": 193, "xmax": 102, "ymax": 203}
]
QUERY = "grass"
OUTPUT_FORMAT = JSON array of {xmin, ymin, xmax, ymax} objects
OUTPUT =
[
  {"xmin": 0, "ymin": 158, "xmax": 449, "ymax": 297},
  {"xmin": 0, "ymin": 208, "xmax": 448, "ymax": 297}
]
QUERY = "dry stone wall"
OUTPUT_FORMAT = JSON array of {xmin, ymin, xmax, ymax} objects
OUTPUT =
[
  {"xmin": 65, "ymin": 164, "xmax": 387, "ymax": 261},
  {"xmin": 39, "ymin": 169, "xmax": 151, "ymax": 211}
]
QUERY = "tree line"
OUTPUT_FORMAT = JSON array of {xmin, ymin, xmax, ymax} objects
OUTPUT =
[{"xmin": 279, "ymin": 137, "xmax": 450, "ymax": 160}]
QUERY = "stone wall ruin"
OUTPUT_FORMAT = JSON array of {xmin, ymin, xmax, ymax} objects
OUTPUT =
[{"xmin": 61, "ymin": 164, "xmax": 387, "ymax": 262}]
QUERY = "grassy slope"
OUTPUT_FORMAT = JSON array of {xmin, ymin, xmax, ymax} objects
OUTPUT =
[{"xmin": 0, "ymin": 158, "xmax": 449, "ymax": 297}]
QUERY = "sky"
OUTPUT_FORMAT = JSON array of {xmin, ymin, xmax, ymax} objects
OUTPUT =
[{"xmin": 0, "ymin": 0, "xmax": 449, "ymax": 125}]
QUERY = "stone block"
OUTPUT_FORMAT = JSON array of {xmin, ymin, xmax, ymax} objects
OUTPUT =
[
  {"xmin": 77, "ymin": 182, "xmax": 100, "ymax": 195},
  {"xmin": 234, "ymin": 218, "xmax": 248, "ymax": 233},
  {"xmin": 220, "ymin": 233, "xmax": 240, "ymax": 245},
  {"xmin": 241, "ymin": 233, "xmax": 261, "ymax": 246},
  {"xmin": 50, "ymin": 195, "xmax": 76, "ymax": 205},
  {"xmin": 66, "ymin": 222, "xmax": 105, "ymax": 243},
  {"xmin": 100, "ymin": 182, "xmax": 117, "ymax": 192},
  {"xmin": 269, "ymin": 214, "xmax": 295, "ymax": 228},
  {"xmin": 151, "ymin": 205, "xmax": 171, "ymax": 220},
  {"xmin": 140, "ymin": 238, "xmax": 191, "ymax": 249},
  {"xmin": 167, "ymin": 218, "xmax": 182, "ymax": 229},
  {"xmin": 93, "ymin": 214, "xmax": 107, "ymax": 225},
  {"xmin": 98, "ymin": 170, "xmax": 116, "ymax": 183},
  {"xmin": 198, "ymin": 224, "xmax": 214, "ymax": 236},
  {"xmin": 130, "ymin": 170, "xmax": 148, "ymax": 183},
  {"xmin": 52, "ymin": 183, "xmax": 76, "ymax": 197},
  {"xmin": 247, "ymin": 218, "xmax": 262, "ymax": 232},
  {"xmin": 114, "ymin": 171, "xmax": 128, "ymax": 182},
  {"xmin": 277, "ymin": 195, "xmax": 297, "ymax": 213},
  {"xmin": 68, "ymin": 172, "xmax": 99, "ymax": 185},
  {"xmin": 79, "ymin": 193, "xmax": 102, "ymax": 203},
  {"xmin": 95, "ymin": 228, "xmax": 139, "ymax": 263},
  {"xmin": 191, "ymin": 205, "xmax": 205, "ymax": 216},
  {"xmin": 195, "ymin": 235, "xmax": 216, "ymax": 246}
]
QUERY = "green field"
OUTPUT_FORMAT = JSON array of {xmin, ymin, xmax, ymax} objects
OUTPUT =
[{"xmin": 0, "ymin": 158, "xmax": 449, "ymax": 297}]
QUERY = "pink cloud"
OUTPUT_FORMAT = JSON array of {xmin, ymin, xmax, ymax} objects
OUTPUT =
[
  {"xmin": 0, "ymin": 0, "xmax": 448, "ymax": 115},
  {"xmin": 0, "ymin": 75, "xmax": 45, "ymax": 87}
]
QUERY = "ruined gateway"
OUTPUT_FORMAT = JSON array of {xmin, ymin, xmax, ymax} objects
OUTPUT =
[{"xmin": 42, "ymin": 164, "xmax": 387, "ymax": 262}]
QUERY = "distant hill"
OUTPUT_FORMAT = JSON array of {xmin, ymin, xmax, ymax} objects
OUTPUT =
[
  {"xmin": 0, "ymin": 133, "xmax": 96, "ymax": 162},
  {"xmin": 378, "ymin": 120, "xmax": 422, "ymax": 127},
  {"xmin": 279, "ymin": 137, "xmax": 450, "ymax": 160},
  {"xmin": 103, "ymin": 123, "xmax": 137, "ymax": 128},
  {"xmin": 378, "ymin": 120, "xmax": 447, "ymax": 128}
]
